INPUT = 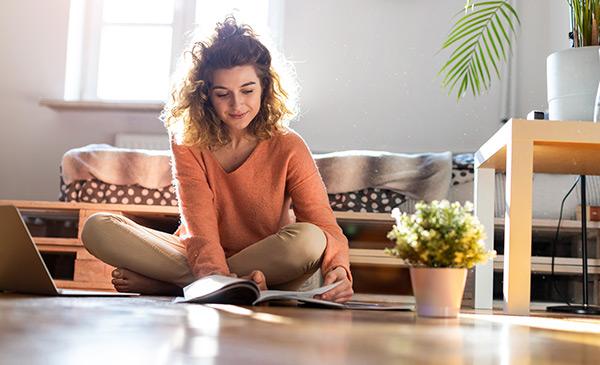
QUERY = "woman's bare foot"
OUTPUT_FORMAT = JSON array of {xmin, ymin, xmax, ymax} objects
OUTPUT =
[{"xmin": 111, "ymin": 268, "xmax": 182, "ymax": 295}]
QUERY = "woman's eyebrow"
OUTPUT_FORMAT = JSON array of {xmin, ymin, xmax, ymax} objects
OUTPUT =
[{"xmin": 211, "ymin": 81, "xmax": 256, "ymax": 90}]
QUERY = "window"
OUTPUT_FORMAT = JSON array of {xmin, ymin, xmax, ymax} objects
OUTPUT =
[{"xmin": 65, "ymin": 0, "xmax": 276, "ymax": 102}]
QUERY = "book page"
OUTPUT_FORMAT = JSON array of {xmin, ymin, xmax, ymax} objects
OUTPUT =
[
  {"xmin": 182, "ymin": 275, "xmax": 259, "ymax": 302},
  {"xmin": 342, "ymin": 301, "xmax": 414, "ymax": 311},
  {"xmin": 255, "ymin": 281, "xmax": 342, "ymax": 303}
]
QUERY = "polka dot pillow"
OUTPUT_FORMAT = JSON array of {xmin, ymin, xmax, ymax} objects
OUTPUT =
[
  {"xmin": 60, "ymin": 178, "xmax": 177, "ymax": 206},
  {"xmin": 327, "ymin": 188, "xmax": 406, "ymax": 213}
]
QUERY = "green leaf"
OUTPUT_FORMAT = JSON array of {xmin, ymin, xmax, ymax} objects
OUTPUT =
[
  {"xmin": 442, "ymin": 51, "xmax": 474, "ymax": 85},
  {"xmin": 495, "ymin": 13, "xmax": 512, "ymax": 51},
  {"xmin": 467, "ymin": 68, "xmax": 477, "ymax": 96},
  {"xmin": 482, "ymin": 31, "xmax": 501, "ymax": 78},
  {"xmin": 477, "ymin": 45, "xmax": 492, "ymax": 86},
  {"xmin": 439, "ymin": 40, "xmax": 478, "ymax": 76},
  {"xmin": 444, "ymin": 24, "xmax": 486, "ymax": 49},
  {"xmin": 438, "ymin": 0, "xmax": 519, "ymax": 100},
  {"xmin": 444, "ymin": 11, "xmax": 495, "ymax": 42},
  {"xmin": 489, "ymin": 19, "xmax": 507, "ymax": 60},
  {"xmin": 446, "ymin": 65, "xmax": 469, "ymax": 96},
  {"xmin": 458, "ymin": 73, "xmax": 469, "ymax": 100},
  {"xmin": 473, "ymin": 47, "xmax": 488, "ymax": 88},
  {"xmin": 445, "ymin": 63, "xmax": 470, "ymax": 92},
  {"xmin": 485, "ymin": 27, "xmax": 500, "ymax": 60}
]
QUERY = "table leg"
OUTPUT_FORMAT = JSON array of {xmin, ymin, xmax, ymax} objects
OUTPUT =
[
  {"xmin": 503, "ymin": 140, "xmax": 533, "ymax": 315},
  {"xmin": 474, "ymin": 167, "xmax": 495, "ymax": 309}
]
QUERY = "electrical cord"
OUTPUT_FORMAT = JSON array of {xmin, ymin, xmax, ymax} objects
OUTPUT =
[{"xmin": 550, "ymin": 176, "xmax": 581, "ymax": 307}]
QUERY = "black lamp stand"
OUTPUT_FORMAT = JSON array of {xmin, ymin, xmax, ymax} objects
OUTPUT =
[{"xmin": 547, "ymin": 175, "xmax": 600, "ymax": 315}]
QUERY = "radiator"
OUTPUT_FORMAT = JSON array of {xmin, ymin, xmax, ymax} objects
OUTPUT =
[{"xmin": 114, "ymin": 133, "xmax": 169, "ymax": 150}]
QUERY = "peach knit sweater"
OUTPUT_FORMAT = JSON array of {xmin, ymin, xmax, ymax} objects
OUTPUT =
[{"xmin": 170, "ymin": 129, "xmax": 351, "ymax": 281}]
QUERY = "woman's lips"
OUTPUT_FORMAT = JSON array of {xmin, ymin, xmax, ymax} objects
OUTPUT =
[{"xmin": 229, "ymin": 112, "xmax": 248, "ymax": 119}]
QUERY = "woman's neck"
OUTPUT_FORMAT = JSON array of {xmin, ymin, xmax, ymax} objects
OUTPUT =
[{"xmin": 227, "ymin": 129, "xmax": 255, "ymax": 149}]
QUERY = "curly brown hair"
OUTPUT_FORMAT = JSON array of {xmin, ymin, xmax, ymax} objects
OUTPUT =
[{"xmin": 162, "ymin": 16, "xmax": 296, "ymax": 148}]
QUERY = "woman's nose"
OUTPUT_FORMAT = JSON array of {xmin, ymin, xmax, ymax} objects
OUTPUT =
[{"xmin": 230, "ymin": 94, "xmax": 242, "ymax": 108}]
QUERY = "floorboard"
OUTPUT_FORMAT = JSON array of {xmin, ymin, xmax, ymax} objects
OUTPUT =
[{"xmin": 1, "ymin": 294, "xmax": 599, "ymax": 364}]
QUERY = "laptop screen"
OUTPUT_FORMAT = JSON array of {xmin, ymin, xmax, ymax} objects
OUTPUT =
[{"xmin": 0, "ymin": 205, "xmax": 59, "ymax": 295}]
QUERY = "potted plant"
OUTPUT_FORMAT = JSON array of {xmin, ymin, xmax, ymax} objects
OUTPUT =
[
  {"xmin": 386, "ymin": 200, "xmax": 495, "ymax": 318},
  {"xmin": 546, "ymin": 1, "xmax": 600, "ymax": 120},
  {"xmin": 439, "ymin": 0, "xmax": 599, "ymax": 118}
]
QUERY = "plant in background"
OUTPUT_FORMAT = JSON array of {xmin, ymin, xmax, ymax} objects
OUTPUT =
[
  {"xmin": 386, "ymin": 200, "xmax": 495, "ymax": 268},
  {"xmin": 439, "ymin": 0, "xmax": 600, "ymax": 100},
  {"xmin": 570, "ymin": 0, "xmax": 600, "ymax": 46},
  {"xmin": 439, "ymin": 1, "xmax": 520, "ymax": 100}
]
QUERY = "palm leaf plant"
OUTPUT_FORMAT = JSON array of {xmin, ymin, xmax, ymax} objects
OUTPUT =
[
  {"xmin": 439, "ymin": 1, "xmax": 520, "ymax": 100},
  {"xmin": 440, "ymin": 1, "xmax": 600, "ymax": 100}
]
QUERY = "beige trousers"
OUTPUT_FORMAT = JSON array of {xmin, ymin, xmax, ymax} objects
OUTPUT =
[{"xmin": 81, "ymin": 213, "xmax": 326, "ymax": 290}]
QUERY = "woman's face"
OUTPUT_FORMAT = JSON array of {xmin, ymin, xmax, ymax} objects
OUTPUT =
[{"xmin": 209, "ymin": 65, "xmax": 263, "ymax": 135}]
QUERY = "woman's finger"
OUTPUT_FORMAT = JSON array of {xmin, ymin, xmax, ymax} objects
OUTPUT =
[
  {"xmin": 329, "ymin": 287, "xmax": 353, "ymax": 301},
  {"xmin": 334, "ymin": 295, "xmax": 353, "ymax": 303},
  {"xmin": 331, "ymin": 283, "xmax": 353, "ymax": 299},
  {"xmin": 323, "ymin": 271, "xmax": 338, "ymax": 285},
  {"xmin": 321, "ymin": 280, "xmax": 351, "ymax": 300},
  {"xmin": 256, "ymin": 274, "xmax": 267, "ymax": 290},
  {"xmin": 249, "ymin": 270, "xmax": 267, "ymax": 290}
]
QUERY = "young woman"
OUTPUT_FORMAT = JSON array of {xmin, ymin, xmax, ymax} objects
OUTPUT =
[{"xmin": 81, "ymin": 17, "xmax": 353, "ymax": 303}]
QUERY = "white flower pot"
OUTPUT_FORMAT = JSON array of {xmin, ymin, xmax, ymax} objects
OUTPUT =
[
  {"xmin": 594, "ymin": 49, "xmax": 600, "ymax": 122},
  {"xmin": 547, "ymin": 46, "xmax": 600, "ymax": 121},
  {"xmin": 410, "ymin": 267, "xmax": 467, "ymax": 318}
]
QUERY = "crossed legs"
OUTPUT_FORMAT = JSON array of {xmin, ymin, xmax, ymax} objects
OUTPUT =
[{"xmin": 81, "ymin": 213, "xmax": 326, "ymax": 294}]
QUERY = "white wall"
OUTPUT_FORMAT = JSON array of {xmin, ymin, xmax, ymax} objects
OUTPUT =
[
  {"xmin": 285, "ymin": 0, "xmax": 505, "ymax": 154},
  {"xmin": 512, "ymin": 0, "xmax": 571, "ymax": 117},
  {"xmin": 0, "ymin": 0, "xmax": 571, "ymax": 200}
]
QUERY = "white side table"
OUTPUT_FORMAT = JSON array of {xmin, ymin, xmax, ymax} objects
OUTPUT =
[{"xmin": 474, "ymin": 119, "xmax": 600, "ymax": 315}]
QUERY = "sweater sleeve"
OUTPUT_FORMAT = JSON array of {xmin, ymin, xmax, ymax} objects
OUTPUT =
[
  {"xmin": 285, "ymin": 134, "xmax": 352, "ymax": 283},
  {"xmin": 170, "ymin": 140, "xmax": 230, "ymax": 278}
]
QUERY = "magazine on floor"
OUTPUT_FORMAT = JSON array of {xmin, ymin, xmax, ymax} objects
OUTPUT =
[{"xmin": 173, "ymin": 275, "xmax": 414, "ymax": 311}]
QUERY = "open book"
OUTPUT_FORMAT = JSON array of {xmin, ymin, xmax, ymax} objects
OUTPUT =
[{"xmin": 174, "ymin": 275, "xmax": 414, "ymax": 311}]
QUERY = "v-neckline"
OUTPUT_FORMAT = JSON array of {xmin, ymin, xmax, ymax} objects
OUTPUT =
[{"xmin": 207, "ymin": 139, "xmax": 264, "ymax": 175}]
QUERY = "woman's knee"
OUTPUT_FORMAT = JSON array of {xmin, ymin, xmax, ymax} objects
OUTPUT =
[
  {"xmin": 81, "ymin": 212, "xmax": 123, "ymax": 254},
  {"xmin": 281, "ymin": 222, "xmax": 326, "ymax": 262}
]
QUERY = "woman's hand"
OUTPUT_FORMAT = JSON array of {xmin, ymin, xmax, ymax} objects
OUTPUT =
[
  {"xmin": 315, "ymin": 266, "xmax": 353, "ymax": 303},
  {"xmin": 239, "ymin": 270, "xmax": 268, "ymax": 291}
]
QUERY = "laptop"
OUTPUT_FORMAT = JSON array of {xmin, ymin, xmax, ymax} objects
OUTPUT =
[{"xmin": 0, "ymin": 205, "xmax": 138, "ymax": 296}]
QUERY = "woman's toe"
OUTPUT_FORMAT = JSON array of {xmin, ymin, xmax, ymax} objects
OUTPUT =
[
  {"xmin": 112, "ymin": 278, "xmax": 127, "ymax": 286},
  {"xmin": 112, "ymin": 268, "xmax": 123, "ymax": 279}
]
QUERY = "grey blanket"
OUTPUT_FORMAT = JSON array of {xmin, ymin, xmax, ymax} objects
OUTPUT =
[
  {"xmin": 61, "ymin": 145, "xmax": 452, "ymax": 200},
  {"xmin": 314, "ymin": 150, "xmax": 452, "ymax": 201}
]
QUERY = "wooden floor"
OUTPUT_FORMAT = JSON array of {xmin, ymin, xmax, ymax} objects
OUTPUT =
[{"xmin": 1, "ymin": 294, "xmax": 600, "ymax": 364}]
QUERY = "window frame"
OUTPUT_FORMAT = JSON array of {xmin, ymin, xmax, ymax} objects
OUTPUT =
[
  {"xmin": 64, "ymin": 0, "xmax": 283, "ymax": 104},
  {"xmin": 72, "ymin": 0, "xmax": 194, "ymax": 101}
]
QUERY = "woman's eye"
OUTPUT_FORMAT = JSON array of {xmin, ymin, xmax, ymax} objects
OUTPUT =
[
  {"xmin": 215, "ymin": 93, "xmax": 228, "ymax": 98},
  {"xmin": 242, "ymin": 89, "xmax": 254, "ymax": 94}
]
